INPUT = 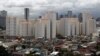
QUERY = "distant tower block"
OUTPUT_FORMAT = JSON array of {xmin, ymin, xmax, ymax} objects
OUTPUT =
[{"xmin": 24, "ymin": 8, "xmax": 29, "ymax": 21}]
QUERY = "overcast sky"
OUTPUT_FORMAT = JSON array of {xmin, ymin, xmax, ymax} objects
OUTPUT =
[{"xmin": 0, "ymin": 0, "xmax": 100, "ymax": 18}]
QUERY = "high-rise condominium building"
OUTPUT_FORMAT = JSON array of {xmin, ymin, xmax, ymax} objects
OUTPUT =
[
  {"xmin": 0, "ymin": 10, "xmax": 7, "ymax": 30},
  {"xmin": 82, "ymin": 11, "xmax": 96, "ymax": 35},
  {"xmin": 57, "ymin": 18, "xmax": 79, "ymax": 37},
  {"xmin": 34, "ymin": 19, "xmax": 45, "ymax": 38},
  {"xmin": 44, "ymin": 11, "xmax": 57, "ymax": 39},
  {"xmin": 6, "ymin": 16, "xmax": 18, "ymax": 36},
  {"xmin": 6, "ymin": 17, "xmax": 35, "ymax": 38},
  {"xmin": 18, "ymin": 19, "xmax": 33, "ymax": 37},
  {"xmin": 34, "ymin": 11, "xmax": 57, "ymax": 39}
]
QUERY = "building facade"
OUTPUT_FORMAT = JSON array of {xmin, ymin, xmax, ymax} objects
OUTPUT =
[
  {"xmin": 81, "ymin": 11, "xmax": 96, "ymax": 35},
  {"xmin": 6, "ymin": 16, "xmax": 18, "ymax": 36},
  {"xmin": 0, "ymin": 10, "xmax": 7, "ymax": 30},
  {"xmin": 57, "ymin": 18, "xmax": 80, "ymax": 37}
]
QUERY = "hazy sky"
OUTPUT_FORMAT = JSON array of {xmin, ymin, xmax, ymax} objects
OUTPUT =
[{"xmin": 0, "ymin": 0, "xmax": 100, "ymax": 18}]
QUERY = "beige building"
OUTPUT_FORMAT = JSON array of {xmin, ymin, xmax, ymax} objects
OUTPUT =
[
  {"xmin": 82, "ymin": 11, "xmax": 96, "ymax": 35},
  {"xmin": 34, "ymin": 11, "xmax": 57, "ymax": 39},
  {"xmin": 43, "ymin": 11, "xmax": 57, "ymax": 39},
  {"xmin": 6, "ymin": 17, "xmax": 35, "ymax": 38},
  {"xmin": 6, "ymin": 16, "xmax": 18, "ymax": 36},
  {"xmin": 57, "ymin": 18, "xmax": 80, "ymax": 37},
  {"xmin": 86, "ymin": 19, "xmax": 96, "ymax": 35},
  {"xmin": 18, "ymin": 19, "xmax": 33, "ymax": 37},
  {"xmin": 34, "ymin": 19, "xmax": 45, "ymax": 38}
]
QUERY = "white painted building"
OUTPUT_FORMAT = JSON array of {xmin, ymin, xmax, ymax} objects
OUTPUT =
[
  {"xmin": 18, "ymin": 19, "xmax": 33, "ymax": 37},
  {"xmin": 86, "ymin": 19, "xmax": 96, "ymax": 35},
  {"xmin": 67, "ymin": 18, "xmax": 79, "ymax": 36},
  {"xmin": 34, "ymin": 19, "xmax": 45, "ymax": 38},
  {"xmin": 6, "ymin": 17, "xmax": 35, "ymax": 38},
  {"xmin": 6, "ymin": 16, "xmax": 18, "ymax": 36},
  {"xmin": 57, "ymin": 18, "xmax": 80, "ymax": 37},
  {"xmin": 34, "ymin": 11, "xmax": 57, "ymax": 39},
  {"xmin": 44, "ymin": 11, "xmax": 57, "ymax": 39},
  {"xmin": 82, "ymin": 11, "xmax": 96, "ymax": 35},
  {"xmin": 56, "ymin": 20, "xmax": 61, "ymax": 34}
]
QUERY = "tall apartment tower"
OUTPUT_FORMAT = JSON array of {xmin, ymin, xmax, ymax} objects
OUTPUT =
[
  {"xmin": 34, "ymin": 11, "xmax": 57, "ymax": 40},
  {"xmin": 24, "ymin": 8, "xmax": 29, "ymax": 21},
  {"xmin": 0, "ymin": 10, "xmax": 7, "ymax": 30},
  {"xmin": 6, "ymin": 16, "xmax": 18, "ymax": 37},
  {"xmin": 34, "ymin": 19, "xmax": 45, "ymax": 38},
  {"xmin": 18, "ymin": 19, "xmax": 33, "ymax": 37},
  {"xmin": 57, "ymin": 18, "xmax": 79, "ymax": 37},
  {"xmin": 82, "ymin": 11, "xmax": 96, "ymax": 35},
  {"xmin": 24, "ymin": 8, "xmax": 30, "ymax": 37},
  {"xmin": 45, "ymin": 11, "xmax": 57, "ymax": 39}
]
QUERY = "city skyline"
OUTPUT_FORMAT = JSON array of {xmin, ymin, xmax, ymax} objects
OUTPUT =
[
  {"xmin": 0, "ymin": 0, "xmax": 100, "ymax": 56},
  {"xmin": 6, "ymin": 10, "xmax": 97, "ymax": 39},
  {"xmin": 0, "ymin": 0, "xmax": 100, "ymax": 18}
]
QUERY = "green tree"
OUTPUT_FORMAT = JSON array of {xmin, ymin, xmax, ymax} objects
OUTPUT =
[{"xmin": 0, "ymin": 46, "xmax": 11, "ymax": 56}]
